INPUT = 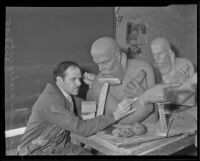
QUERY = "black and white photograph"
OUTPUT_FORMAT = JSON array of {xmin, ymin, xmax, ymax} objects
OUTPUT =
[{"xmin": 3, "ymin": 4, "xmax": 198, "ymax": 157}]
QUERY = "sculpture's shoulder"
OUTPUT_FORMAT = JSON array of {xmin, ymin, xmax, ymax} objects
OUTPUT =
[
  {"xmin": 127, "ymin": 59, "xmax": 154, "ymax": 77},
  {"xmin": 174, "ymin": 58, "xmax": 194, "ymax": 75},
  {"xmin": 127, "ymin": 59, "xmax": 153, "ymax": 72},
  {"xmin": 175, "ymin": 57, "xmax": 194, "ymax": 68}
]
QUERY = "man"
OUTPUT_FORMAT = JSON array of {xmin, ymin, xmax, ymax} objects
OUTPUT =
[
  {"xmin": 150, "ymin": 37, "xmax": 196, "ymax": 106},
  {"xmin": 17, "ymin": 61, "xmax": 135, "ymax": 155},
  {"xmin": 17, "ymin": 61, "xmax": 179, "ymax": 155},
  {"xmin": 87, "ymin": 37, "xmax": 160, "ymax": 125}
]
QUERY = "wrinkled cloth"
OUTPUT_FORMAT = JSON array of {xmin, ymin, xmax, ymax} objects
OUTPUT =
[
  {"xmin": 161, "ymin": 51, "xmax": 194, "ymax": 85},
  {"xmin": 162, "ymin": 58, "xmax": 194, "ymax": 85},
  {"xmin": 161, "ymin": 57, "xmax": 195, "ymax": 106}
]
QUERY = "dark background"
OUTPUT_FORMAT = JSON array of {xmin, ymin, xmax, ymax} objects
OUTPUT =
[{"xmin": 5, "ymin": 7, "xmax": 114, "ymax": 133}]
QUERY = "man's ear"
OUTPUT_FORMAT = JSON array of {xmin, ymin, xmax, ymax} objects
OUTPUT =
[{"xmin": 56, "ymin": 76, "xmax": 63, "ymax": 84}]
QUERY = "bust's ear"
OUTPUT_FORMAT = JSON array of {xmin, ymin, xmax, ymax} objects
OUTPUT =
[
  {"xmin": 168, "ymin": 49, "xmax": 175, "ymax": 64},
  {"xmin": 115, "ymin": 52, "xmax": 121, "ymax": 63}
]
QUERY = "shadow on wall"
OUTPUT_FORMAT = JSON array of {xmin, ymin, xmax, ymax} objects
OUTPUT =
[
  {"xmin": 171, "ymin": 43, "xmax": 197, "ymax": 71},
  {"xmin": 78, "ymin": 65, "xmax": 97, "ymax": 99},
  {"xmin": 78, "ymin": 78, "xmax": 89, "ymax": 99},
  {"xmin": 171, "ymin": 44, "xmax": 180, "ymax": 57}
]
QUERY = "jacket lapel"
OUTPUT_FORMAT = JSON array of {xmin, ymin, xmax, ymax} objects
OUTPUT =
[{"xmin": 44, "ymin": 83, "xmax": 72, "ymax": 111}]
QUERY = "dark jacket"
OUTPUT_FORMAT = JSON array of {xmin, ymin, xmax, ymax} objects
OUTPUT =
[{"xmin": 18, "ymin": 83, "xmax": 115, "ymax": 155}]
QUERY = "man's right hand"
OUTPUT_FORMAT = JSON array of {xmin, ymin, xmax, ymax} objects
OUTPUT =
[
  {"xmin": 138, "ymin": 83, "xmax": 181, "ymax": 105},
  {"xmin": 174, "ymin": 72, "xmax": 197, "ymax": 93},
  {"xmin": 113, "ymin": 99, "xmax": 136, "ymax": 121},
  {"xmin": 124, "ymin": 70, "xmax": 147, "ymax": 98}
]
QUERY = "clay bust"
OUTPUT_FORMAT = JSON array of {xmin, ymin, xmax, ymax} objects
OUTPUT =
[
  {"xmin": 87, "ymin": 37, "xmax": 158, "ymax": 125},
  {"xmin": 150, "ymin": 37, "xmax": 196, "ymax": 106}
]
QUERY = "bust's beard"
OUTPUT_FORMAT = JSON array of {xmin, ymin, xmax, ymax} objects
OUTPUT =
[
  {"xmin": 99, "ymin": 64, "xmax": 124, "ymax": 81},
  {"xmin": 158, "ymin": 64, "xmax": 171, "ymax": 75},
  {"xmin": 154, "ymin": 58, "xmax": 172, "ymax": 75}
]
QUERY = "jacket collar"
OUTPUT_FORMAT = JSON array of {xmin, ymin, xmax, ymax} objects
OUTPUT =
[
  {"xmin": 57, "ymin": 85, "xmax": 73, "ymax": 103},
  {"xmin": 44, "ymin": 82, "xmax": 66, "ymax": 100}
]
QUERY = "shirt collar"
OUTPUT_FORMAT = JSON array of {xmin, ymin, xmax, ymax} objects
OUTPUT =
[{"xmin": 57, "ymin": 85, "xmax": 73, "ymax": 102}]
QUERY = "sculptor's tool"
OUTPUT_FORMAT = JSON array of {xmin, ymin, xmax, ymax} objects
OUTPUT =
[
  {"xmin": 157, "ymin": 103, "xmax": 168, "ymax": 136},
  {"xmin": 128, "ymin": 97, "xmax": 138, "ymax": 114}
]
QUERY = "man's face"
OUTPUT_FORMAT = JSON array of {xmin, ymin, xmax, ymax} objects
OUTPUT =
[
  {"xmin": 92, "ymin": 52, "xmax": 119, "ymax": 77},
  {"xmin": 60, "ymin": 67, "xmax": 82, "ymax": 95},
  {"xmin": 151, "ymin": 44, "xmax": 172, "ymax": 74}
]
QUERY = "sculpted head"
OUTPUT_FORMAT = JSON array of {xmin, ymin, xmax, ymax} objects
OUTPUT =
[
  {"xmin": 90, "ymin": 37, "xmax": 122, "ymax": 77},
  {"xmin": 150, "ymin": 37, "xmax": 174, "ymax": 75}
]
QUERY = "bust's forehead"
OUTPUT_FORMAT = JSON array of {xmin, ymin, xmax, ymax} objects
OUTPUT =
[
  {"xmin": 91, "ymin": 37, "xmax": 119, "ymax": 57},
  {"xmin": 151, "ymin": 43, "xmax": 164, "ymax": 54},
  {"xmin": 151, "ymin": 38, "xmax": 170, "ymax": 50}
]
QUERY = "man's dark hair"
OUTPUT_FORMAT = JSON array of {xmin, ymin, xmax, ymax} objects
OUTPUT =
[{"xmin": 53, "ymin": 61, "xmax": 80, "ymax": 81}]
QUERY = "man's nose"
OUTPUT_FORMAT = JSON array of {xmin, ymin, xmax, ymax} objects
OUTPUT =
[{"xmin": 77, "ymin": 79, "xmax": 81, "ymax": 86}]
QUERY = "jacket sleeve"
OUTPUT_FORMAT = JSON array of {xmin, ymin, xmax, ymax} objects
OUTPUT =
[
  {"xmin": 41, "ymin": 94, "xmax": 115, "ymax": 137},
  {"xmin": 73, "ymin": 96, "xmax": 83, "ymax": 118}
]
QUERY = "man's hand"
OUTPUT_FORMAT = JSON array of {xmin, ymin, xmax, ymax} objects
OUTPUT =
[
  {"xmin": 138, "ymin": 83, "xmax": 181, "ymax": 105},
  {"xmin": 124, "ymin": 70, "xmax": 147, "ymax": 98},
  {"xmin": 83, "ymin": 72, "xmax": 96, "ymax": 88},
  {"xmin": 174, "ymin": 73, "xmax": 197, "ymax": 93},
  {"xmin": 170, "ymin": 71, "xmax": 186, "ymax": 84},
  {"xmin": 124, "ymin": 79, "xmax": 145, "ymax": 98},
  {"xmin": 113, "ymin": 99, "xmax": 136, "ymax": 121}
]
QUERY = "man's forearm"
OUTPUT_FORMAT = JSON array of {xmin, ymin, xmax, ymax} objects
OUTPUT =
[{"xmin": 176, "ymin": 92, "xmax": 195, "ymax": 105}]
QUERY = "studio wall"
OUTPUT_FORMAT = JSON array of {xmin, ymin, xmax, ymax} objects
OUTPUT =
[
  {"xmin": 5, "ymin": 7, "xmax": 114, "ymax": 139},
  {"xmin": 115, "ymin": 5, "xmax": 197, "ymax": 70}
]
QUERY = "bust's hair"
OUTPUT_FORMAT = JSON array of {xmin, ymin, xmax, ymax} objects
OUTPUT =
[
  {"xmin": 53, "ymin": 61, "xmax": 80, "ymax": 81},
  {"xmin": 150, "ymin": 37, "xmax": 171, "ymax": 51},
  {"xmin": 91, "ymin": 37, "xmax": 121, "ymax": 57}
]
